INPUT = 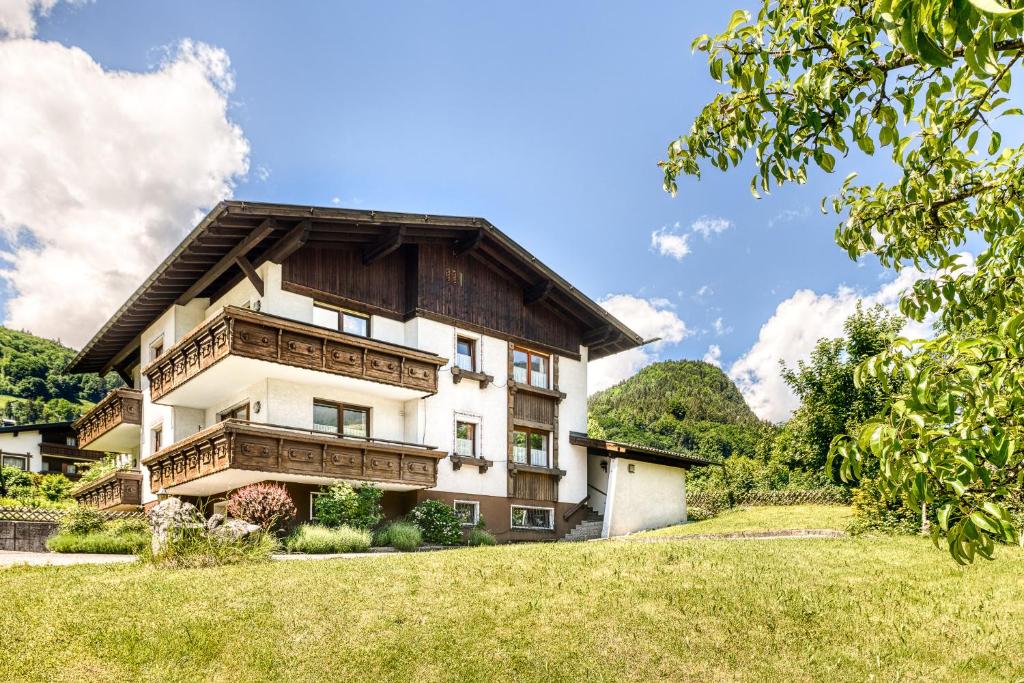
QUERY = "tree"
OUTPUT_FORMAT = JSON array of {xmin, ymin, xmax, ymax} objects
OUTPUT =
[
  {"xmin": 665, "ymin": 1, "xmax": 1024, "ymax": 561},
  {"xmin": 779, "ymin": 303, "xmax": 904, "ymax": 476}
]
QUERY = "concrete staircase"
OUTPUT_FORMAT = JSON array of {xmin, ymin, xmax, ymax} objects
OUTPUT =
[{"xmin": 561, "ymin": 507, "xmax": 604, "ymax": 542}]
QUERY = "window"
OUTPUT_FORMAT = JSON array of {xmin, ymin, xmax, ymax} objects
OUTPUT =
[
  {"xmin": 66, "ymin": 436, "xmax": 77, "ymax": 447},
  {"xmin": 455, "ymin": 336, "xmax": 476, "ymax": 371},
  {"xmin": 512, "ymin": 428, "xmax": 549, "ymax": 467},
  {"xmin": 314, "ymin": 400, "xmax": 370, "ymax": 438},
  {"xmin": 218, "ymin": 402, "xmax": 250, "ymax": 422},
  {"xmin": 1, "ymin": 454, "xmax": 28, "ymax": 471},
  {"xmin": 512, "ymin": 346, "xmax": 549, "ymax": 388},
  {"xmin": 313, "ymin": 401, "xmax": 339, "ymax": 433},
  {"xmin": 151, "ymin": 426, "xmax": 163, "ymax": 452},
  {"xmin": 454, "ymin": 500, "xmax": 479, "ymax": 526},
  {"xmin": 342, "ymin": 310, "xmax": 370, "ymax": 337},
  {"xmin": 511, "ymin": 505, "xmax": 554, "ymax": 530},
  {"xmin": 150, "ymin": 338, "xmax": 164, "ymax": 362},
  {"xmin": 455, "ymin": 421, "xmax": 476, "ymax": 457},
  {"xmin": 313, "ymin": 303, "xmax": 370, "ymax": 338},
  {"xmin": 309, "ymin": 492, "xmax": 324, "ymax": 521}
]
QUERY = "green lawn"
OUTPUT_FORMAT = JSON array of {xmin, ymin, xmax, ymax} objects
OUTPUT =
[
  {"xmin": 2, "ymin": 530, "xmax": 1023, "ymax": 682},
  {"xmin": 636, "ymin": 504, "xmax": 855, "ymax": 537}
]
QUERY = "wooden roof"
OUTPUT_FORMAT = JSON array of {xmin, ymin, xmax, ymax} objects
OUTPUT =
[
  {"xmin": 68, "ymin": 201, "xmax": 644, "ymax": 374},
  {"xmin": 569, "ymin": 432, "xmax": 716, "ymax": 469}
]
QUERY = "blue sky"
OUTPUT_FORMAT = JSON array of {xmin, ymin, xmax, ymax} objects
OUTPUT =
[{"xmin": 2, "ymin": 1, "xmax": 919, "ymax": 418}]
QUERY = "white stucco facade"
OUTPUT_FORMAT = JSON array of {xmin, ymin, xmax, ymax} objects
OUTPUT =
[
  {"xmin": 602, "ymin": 458, "xmax": 687, "ymax": 537},
  {"xmin": 127, "ymin": 260, "xmax": 591, "ymax": 513}
]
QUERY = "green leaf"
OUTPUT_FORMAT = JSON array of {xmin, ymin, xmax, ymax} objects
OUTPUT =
[
  {"xmin": 916, "ymin": 31, "xmax": 953, "ymax": 67},
  {"xmin": 967, "ymin": 0, "xmax": 1024, "ymax": 15},
  {"xmin": 726, "ymin": 9, "xmax": 750, "ymax": 32}
]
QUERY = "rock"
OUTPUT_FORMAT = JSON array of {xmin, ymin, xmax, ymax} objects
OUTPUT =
[
  {"xmin": 210, "ymin": 518, "xmax": 261, "ymax": 541},
  {"xmin": 205, "ymin": 513, "xmax": 225, "ymax": 532},
  {"xmin": 148, "ymin": 497, "xmax": 204, "ymax": 556}
]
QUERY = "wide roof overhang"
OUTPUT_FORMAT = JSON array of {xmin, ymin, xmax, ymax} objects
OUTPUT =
[
  {"xmin": 68, "ymin": 201, "xmax": 643, "ymax": 374},
  {"xmin": 569, "ymin": 432, "xmax": 716, "ymax": 470}
]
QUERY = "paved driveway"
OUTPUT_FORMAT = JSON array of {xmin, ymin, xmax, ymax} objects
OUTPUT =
[{"xmin": 0, "ymin": 551, "xmax": 136, "ymax": 567}]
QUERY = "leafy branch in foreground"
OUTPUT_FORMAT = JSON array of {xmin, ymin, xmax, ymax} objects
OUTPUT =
[{"xmin": 664, "ymin": 0, "xmax": 1024, "ymax": 561}]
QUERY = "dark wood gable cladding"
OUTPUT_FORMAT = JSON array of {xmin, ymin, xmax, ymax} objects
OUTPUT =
[
  {"xmin": 68, "ymin": 201, "xmax": 642, "ymax": 375},
  {"xmin": 282, "ymin": 241, "xmax": 583, "ymax": 357}
]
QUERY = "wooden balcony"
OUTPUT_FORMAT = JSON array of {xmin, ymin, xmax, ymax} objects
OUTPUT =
[
  {"xmin": 72, "ymin": 388, "xmax": 143, "ymax": 452},
  {"xmin": 144, "ymin": 420, "xmax": 444, "ymax": 496},
  {"xmin": 143, "ymin": 306, "xmax": 446, "ymax": 408},
  {"xmin": 72, "ymin": 469, "xmax": 143, "ymax": 511},
  {"xmin": 39, "ymin": 443, "xmax": 105, "ymax": 461}
]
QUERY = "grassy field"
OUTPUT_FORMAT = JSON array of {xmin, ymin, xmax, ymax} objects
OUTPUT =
[
  {"xmin": 2, "ymin": 526, "xmax": 1022, "ymax": 682},
  {"xmin": 636, "ymin": 504, "xmax": 855, "ymax": 537}
]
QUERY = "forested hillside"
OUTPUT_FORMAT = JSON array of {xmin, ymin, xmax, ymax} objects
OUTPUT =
[
  {"xmin": 587, "ymin": 360, "xmax": 768, "ymax": 463},
  {"xmin": 0, "ymin": 327, "xmax": 121, "ymax": 424}
]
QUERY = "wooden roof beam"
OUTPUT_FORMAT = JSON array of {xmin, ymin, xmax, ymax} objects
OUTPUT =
[
  {"xmin": 362, "ymin": 226, "xmax": 405, "ymax": 265},
  {"xmin": 524, "ymin": 279, "xmax": 554, "ymax": 306},
  {"xmin": 582, "ymin": 325, "xmax": 614, "ymax": 347},
  {"xmin": 234, "ymin": 255, "xmax": 265, "ymax": 296},
  {"xmin": 263, "ymin": 220, "xmax": 311, "ymax": 264},
  {"xmin": 454, "ymin": 228, "xmax": 484, "ymax": 255},
  {"xmin": 176, "ymin": 219, "xmax": 276, "ymax": 305}
]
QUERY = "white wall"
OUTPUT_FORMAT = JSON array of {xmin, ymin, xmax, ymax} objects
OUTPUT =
[
  {"xmin": 603, "ymin": 458, "xmax": 687, "ymax": 537},
  {"xmin": 587, "ymin": 455, "xmax": 609, "ymax": 512},
  {"xmin": 557, "ymin": 349, "xmax": 588, "ymax": 503},
  {"xmin": 0, "ymin": 430, "xmax": 43, "ymax": 471}
]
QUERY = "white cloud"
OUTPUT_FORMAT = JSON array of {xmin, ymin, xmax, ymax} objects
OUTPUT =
[
  {"xmin": 0, "ymin": 0, "xmax": 78, "ymax": 38},
  {"xmin": 727, "ymin": 267, "xmax": 953, "ymax": 422},
  {"xmin": 712, "ymin": 317, "xmax": 732, "ymax": 335},
  {"xmin": 589, "ymin": 294, "xmax": 691, "ymax": 394},
  {"xmin": 691, "ymin": 215, "xmax": 733, "ymax": 239},
  {"xmin": 703, "ymin": 344, "xmax": 722, "ymax": 367},
  {"xmin": 0, "ymin": 37, "xmax": 250, "ymax": 345},
  {"xmin": 650, "ymin": 226, "xmax": 691, "ymax": 261}
]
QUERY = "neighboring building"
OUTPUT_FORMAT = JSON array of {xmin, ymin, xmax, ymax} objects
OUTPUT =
[
  {"xmin": 66, "ymin": 201, "xmax": 707, "ymax": 540},
  {"xmin": 0, "ymin": 421, "xmax": 104, "ymax": 480}
]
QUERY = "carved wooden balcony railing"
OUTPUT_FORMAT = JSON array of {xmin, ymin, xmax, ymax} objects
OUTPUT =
[
  {"xmin": 143, "ymin": 306, "xmax": 447, "ymax": 403},
  {"xmin": 72, "ymin": 469, "xmax": 143, "ymax": 510},
  {"xmin": 144, "ymin": 419, "xmax": 444, "ymax": 494},
  {"xmin": 73, "ymin": 388, "xmax": 143, "ymax": 450},
  {"xmin": 39, "ymin": 442, "xmax": 105, "ymax": 461}
]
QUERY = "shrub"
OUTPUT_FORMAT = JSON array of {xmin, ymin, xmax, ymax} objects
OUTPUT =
[
  {"xmin": 375, "ymin": 522, "xmax": 422, "ymax": 551},
  {"xmin": 107, "ymin": 517, "xmax": 150, "ymax": 537},
  {"xmin": 408, "ymin": 499, "xmax": 462, "ymax": 545},
  {"xmin": 37, "ymin": 473, "xmax": 73, "ymax": 502},
  {"xmin": 286, "ymin": 524, "xmax": 372, "ymax": 554},
  {"xmin": 226, "ymin": 483, "xmax": 296, "ymax": 532},
  {"xmin": 847, "ymin": 479, "xmax": 921, "ymax": 536},
  {"xmin": 47, "ymin": 530, "xmax": 148, "ymax": 554},
  {"xmin": 73, "ymin": 455, "xmax": 121, "ymax": 489},
  {"xmin": 146, "ymin": 528, "xmax": 276, "ymax": 568},
  {"xmin": 0, "ymin": 465, "xmax": 32, "ymax": 497},
  {"xmin": 59, "ymin": 506, "xmax": 106, "ymax": 535},
  {"xmin": 466, "ymin": 528, "xmax": 496, "ymax": 546},
  {"xmin": 686, "ymin": 505, "xmax": 716, "ymax": 523},
  {"xmin": 312, "ymin": 482, "xmax": 383, "ymax": 530}
]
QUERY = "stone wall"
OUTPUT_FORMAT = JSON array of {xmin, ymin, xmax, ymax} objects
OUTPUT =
[{"xmin": 0, "ymin": 520, "xmax": 58, "ymax": 552}]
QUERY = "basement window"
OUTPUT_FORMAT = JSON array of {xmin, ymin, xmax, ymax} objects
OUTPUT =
[
  {"xmin": 454, "ymin": 500, "xmax": 479, "ymax": 526},
  {"xmin": 511, "ymin": 505, "xmax": 553, "ymax": 530}
]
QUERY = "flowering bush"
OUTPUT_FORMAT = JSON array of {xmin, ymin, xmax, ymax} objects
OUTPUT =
[
  {"xmin": 408, "ymin": 499, "xmax": 462, "ymax": 545},
  {"xmin": 226, "ymin": 483, "xmax": 296, "ymax": 532}
]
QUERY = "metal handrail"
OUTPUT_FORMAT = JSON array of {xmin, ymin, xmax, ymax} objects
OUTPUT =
[
  {"xmin": 587, "ymin": 483, "xmax": 607, "ymax": 497},
  {"xmin": 224, "ymin": 418, "xmax": 438, "ymax": 451}
]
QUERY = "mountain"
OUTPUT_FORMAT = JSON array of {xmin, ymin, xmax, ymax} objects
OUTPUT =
[
  {"xmin": 587, "ymin": 360, "xmax": 767, "ymax": 462},
  {"xmin": 0, "ymin": 327, "xmax": 121, "ymax": 424}
]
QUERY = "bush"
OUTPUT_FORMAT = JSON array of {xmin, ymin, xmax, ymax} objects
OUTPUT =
[
  {"xmin": 0, "ymin": 465, "xmax": 32, "ymax": 497},
  {"xmin": 226, "ymin": 483, "xmax": 297, "ymax": 532},
  {"xmin": 466, "ymin": 528, "xmax": 496, "ymax": 546},
  {"xmin": 375, "ymin": 522, "xmax": 422, "ymax": 551},
  {"xmin": 58, "ymin": 506, "xmax": 106, "ymax": 535},
  {"xmin": 286, "ymin": 524, "xmax": 372, "ymax": 554},
  {"xmin": 38, "ymin": 473, "xmax": 73, "ymax": 502},
  {"xmin": 408, "ymin": 499, "xmax": 462, "ymax": 545},
  {"xmin": 847, "ymin": 479, "xmax": 922, "ymax": 536},
  {"xmin": 686, "ymin": 505, "xmax": 716, "ymax": 522},
  {"xmin": 146, "ymin": 528, "xmax": 276, "ymax": 568},
  {"xmin": 47, "ymin": 530, "xmax": 148, "ymax": 554},
  {"xmin": 312, "ymin": 482, "xmax": 383, "ymax": 530},
  {"xmin": 107, "ymin": 517, "xmax": 150, "ymax": 537}
]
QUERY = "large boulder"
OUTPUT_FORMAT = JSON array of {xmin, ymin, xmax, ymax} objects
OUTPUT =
[
  {"xmin": 210, "ymin": 518, "xmax": 261, "ymax": 541},
  {"xmin": 147, "ymin": 497, "xmax": 204, "ymax": 556}
]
